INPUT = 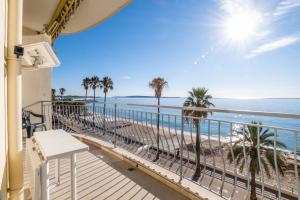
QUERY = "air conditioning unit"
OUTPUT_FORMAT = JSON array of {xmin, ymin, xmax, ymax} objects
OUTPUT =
[{"xmin": 22, "ymin": 42, "xmax": 60, "ymax": 69}]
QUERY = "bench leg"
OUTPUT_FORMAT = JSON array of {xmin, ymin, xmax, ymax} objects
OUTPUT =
[
  {"xmin": 71, "ymin": 154, "xmax": 77, "ymax": 200},
  {"xmin": 55, "ymin": 159, "xmax": 60, "ymax": 185},
  {"xmin": 41, "ymin": 161, "xmax": 50, "ymax": 200}
]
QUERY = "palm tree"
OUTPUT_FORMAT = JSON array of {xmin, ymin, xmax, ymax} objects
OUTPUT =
[
  {"xmin": 51, "ymin": 88, "xmax": 56, "ymax": 101},
  {"xmin": 82, "ymin": 77, "xmax": 91, "ymax": 121},
  {"xmin": 89, "ymin": 76, "xmax": 101, "ymax": 124},
  {"xmin": 59, "ymin": 88, "xmax": 66, "ymax": 99},
  {"xmin": 149, "ymin": 77, "xmax": 168, "ymax": 161},
  {"xmin": 183, "ymin": 87, "xmax": 214, "ymax": 180},
  {"xmin": 227, "ymin": 121, "xmax": 288, "ymax": 200},
  {"xmin": 100, "ymin": 76, "xmax": 114, "ymax": 133},
  {"xmin": 82, "ymin": 77, "xmax": 90, "ymax": 101}
]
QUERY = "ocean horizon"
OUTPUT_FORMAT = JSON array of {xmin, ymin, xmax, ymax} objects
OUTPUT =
[{"xmin": 68, "ymin": 95, "xmax": 300, "ymax": 100}]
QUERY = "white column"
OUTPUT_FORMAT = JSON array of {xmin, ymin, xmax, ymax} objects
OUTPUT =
[
  {"xmin": 41, "ymin": 161, "xmax": 50, "ymax": 200},
  {"xmin": 7, "ymin": 0, "xmax": 24, "ymax": 199},
  {"xmin": 71, "ymin": 154, "xmax": 77, "ymax": 200}
]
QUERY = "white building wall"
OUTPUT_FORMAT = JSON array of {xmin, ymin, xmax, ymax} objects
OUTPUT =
[
  {"xmin": 0, "ymin": 0, "xmax": 7, "ymax": 198},
  {"xmin": 22, "ymin": 30, "xmax": 52, "ymax": 118},
  {"xmin": 22, "ymin": 68, "xmax": 52, "ymax": 112}
]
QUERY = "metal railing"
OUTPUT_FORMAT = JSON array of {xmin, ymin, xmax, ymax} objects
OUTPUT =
[{"xmin": 29, "ymin": 100, "xmax": 300, "ymax": 200}]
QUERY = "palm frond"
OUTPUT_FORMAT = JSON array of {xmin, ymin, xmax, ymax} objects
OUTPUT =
[
  {"xmin": 149, "ymin": 77, "xmax": 167, "ymax": 98},
  {"xmin": 239, "ymin": 159, "xmax": 246, "ymax": 173},
  {"xmin": 59, "ymin": 88, "xmax": 66, "ymax": 95},
  {"xmin": 260, "ymin": 132, "xmax": 274, "ymax": 141},
  {"xmin": 100, "ymin": 76, "xmax": 114, "ymax": 94},
  {"xmin": 261, "ymin": 159, "xmax": 271, "ymax": 178},
  {"xmin": 89, "ymin": 76, "xmax": 101, "ymax": 90},
  {"xmin": 227, "ymin": 121, "xmax": 289, "ymax": 184},
  {"xmin": 227, "ymin": 145, "xmax": 244, "ymax": 164},
  {"xmin": 265, "ymin": 149, "xmax": 287, "ymax": 175},
  {"xmin": 183, "ymin": 87, "xmax": 214, "ymax": 121},
  {"xmin": 82, "ymin": 77, "xmax": 90, "ymax": 90}
]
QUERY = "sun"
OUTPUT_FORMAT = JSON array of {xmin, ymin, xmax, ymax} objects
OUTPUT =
[{"xmin": 222, "ymin": 9, "xmax": 262, "ymax": 44}]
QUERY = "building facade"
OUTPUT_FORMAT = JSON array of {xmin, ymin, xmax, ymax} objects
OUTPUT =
[{"xmin": 0, "ymin": 0, "xmax": 131, "ymax": 199}]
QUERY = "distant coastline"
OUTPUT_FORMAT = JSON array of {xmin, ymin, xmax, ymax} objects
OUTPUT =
[
  {"xmin": 61, "ymin": 95, "xmax": 300, "ymax": 100},
  {"xmin": 61, "ymin": 95, "xmax": 182, "ymax": 99},
  {"xmin": 114, "ymin": 95, "xmax": 182, "ymax": 98}
]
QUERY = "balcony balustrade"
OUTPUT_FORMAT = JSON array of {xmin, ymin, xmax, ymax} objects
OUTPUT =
[{"xmin": 24, "ymin": 100, "xmax": 300, "ymax": 200}]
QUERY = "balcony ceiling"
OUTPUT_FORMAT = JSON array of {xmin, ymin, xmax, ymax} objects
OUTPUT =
[{"xmin": 23, "ymin": 0, "xmax": 131, "ymax": 34}]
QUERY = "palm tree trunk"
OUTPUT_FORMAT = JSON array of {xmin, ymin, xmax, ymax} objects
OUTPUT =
[
  {"xmin": 250, "ymin": 166, "xmax": 257, "ymax": 200},
  {"xmin": 84, "ymin": 89, "xmax": 87, "ymax": 121},
  {"xmin": 250, "ymin": 152, "xmax": 259, "ymax": 200},
  {"xmin": 249, "ymin": 148, "xmax": 258, "ymax": 200},
  {"xmin": 103, "ymin": 92, "xmax": 107, "ymax": 134},
  {"xmin": 193, "ymin": 120, "xmax": 201, "ymax": 180},
  {"xmin": 93, "ymin": 89, "xmax": 95, "ymax": 125},
  {"xmin": 155, "ymin": 97, "xmax": 160, "ymax": 161}
]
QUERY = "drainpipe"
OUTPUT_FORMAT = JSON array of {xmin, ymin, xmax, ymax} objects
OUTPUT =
[{"xmin": 7, "ymin": 0, "xmax": 24, "ymax": 199}]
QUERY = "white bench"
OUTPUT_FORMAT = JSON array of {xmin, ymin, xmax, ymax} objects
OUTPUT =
[{"xmin": 34, "ymin": 129, "xmax": 89, "ymax": 200}]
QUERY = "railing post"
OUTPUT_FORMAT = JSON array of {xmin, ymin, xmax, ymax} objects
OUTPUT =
[
  {"xmin": 180, "ymin": 109, "xmax": 184, "ymax": 182},
  {"xmin": 114, "ymin": 103, "xmax": 117, "ymax": 148}
]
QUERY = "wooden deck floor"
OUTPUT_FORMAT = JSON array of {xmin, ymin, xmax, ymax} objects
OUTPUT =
[{"xmin": 24, "ymin": 142, "xmax": 188, "ymax": 200}]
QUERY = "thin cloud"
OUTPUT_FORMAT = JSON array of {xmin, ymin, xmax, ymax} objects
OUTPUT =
[
  {"xmin": 193, "ymin": 54, "xmax": 206, "ymax": 65},
  {"xmin": 273, "ymin": 0, "xmax": 300, "ymax": 16},
  {"xmin": 219, "ymin": 0, "xmax": 253, "ymax": 14},
  {"xmin": 123, "ymin": 75, "xmax": 131, "ymax": 80},
  {"xmin": 219, "ymin": 0, "xmax": 242, "ymax": 14},
  {"xmin": 246, "ymin": 36, "xmax": 300, "ymax": 58}
]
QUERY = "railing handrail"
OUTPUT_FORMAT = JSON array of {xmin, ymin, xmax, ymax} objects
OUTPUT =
[{"xmin": 40, "ymin": 100, "xmax": 300, "ymax": 119}]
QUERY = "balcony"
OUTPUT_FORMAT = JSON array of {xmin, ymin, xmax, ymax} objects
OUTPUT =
[
  {"xmin": 24, "ymin": 141, "xmax": 188, "ymax": 199},
  {"xmin": 24, "ymin": 100, "xmax": 300, "ymax": 200}
]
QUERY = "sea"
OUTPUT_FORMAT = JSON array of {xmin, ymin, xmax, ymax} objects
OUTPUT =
[{"xmin": 89, "ymin": 97, "xmax": 300, "ymax": 150}]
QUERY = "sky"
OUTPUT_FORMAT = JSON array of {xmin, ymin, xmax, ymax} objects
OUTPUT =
[{"xmin": 52, "ymin": 0, "xmax": 300, "ymax": 99}]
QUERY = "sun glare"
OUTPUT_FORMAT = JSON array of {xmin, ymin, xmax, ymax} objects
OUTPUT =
[{"xmin": 222, "ymin": 9, "xmax": 262, "ymax": 44}]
